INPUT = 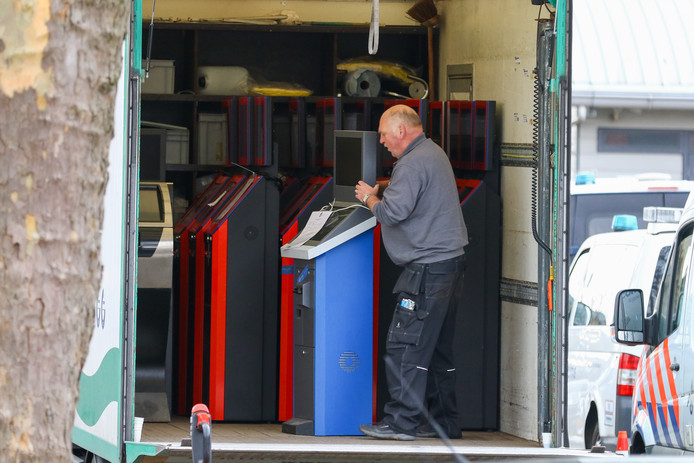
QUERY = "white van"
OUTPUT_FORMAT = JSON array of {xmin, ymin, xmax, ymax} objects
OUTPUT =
[
  {"xmin": 614, "ymin": 195, "xmax": 694, "ymax": 454},
  {"xmin": 567, "ymin": 207, "xmax": 681, "ymax": 450}
]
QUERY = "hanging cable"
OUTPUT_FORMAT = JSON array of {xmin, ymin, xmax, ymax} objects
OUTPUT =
[
  {"xmin": 531, "ymin": 67, "xmax": 552, "ymax": 257},
  {"xmin": 145, "ymin": 0, "xmax": 157, "ymax": 77},
  {"xmin": 531, "ymin": 6, "xmax": 552, "ymax": 257},
  {"xmin": 368, "ymin": 0, "xmax": 380, "ymax": 55}
]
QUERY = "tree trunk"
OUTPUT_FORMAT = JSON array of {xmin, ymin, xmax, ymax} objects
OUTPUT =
[{"xmin": 0, "ymin": 1, "xmax": 129, "ymax": 462}]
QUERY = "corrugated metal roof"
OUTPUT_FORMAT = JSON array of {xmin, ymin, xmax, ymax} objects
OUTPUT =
[{"xmin": 572, "ymin": 0, "xmax": 694, "ymax": 108}]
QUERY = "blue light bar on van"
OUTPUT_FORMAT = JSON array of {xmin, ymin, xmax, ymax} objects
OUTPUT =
[
  {"xmin": 575, "ymin": 172, "xmax": 596, "ymax": 185},
  {"xmin": 612, "ymin": 214, "xmax": 638, "ymax": 231},
  {"xmin": 643, "ymin": 207, "xmax": 682, "ymax": 224}
]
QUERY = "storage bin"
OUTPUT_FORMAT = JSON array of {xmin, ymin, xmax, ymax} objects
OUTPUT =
[
  {"xmin": 141, "ymin": 60, "xmax": 175, "ymax": 94},
  {"xmin": 198, "ymin": 113, "xmax": 228, "ymax": 165},
  {"xmin": 166, "ymin": 128, "xmax": 189, "ymax": 164},
  {"xmin": 141, "ymin": 121, "xmax": 189, "ymax": 164}
]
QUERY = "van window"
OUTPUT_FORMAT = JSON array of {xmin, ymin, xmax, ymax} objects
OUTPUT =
[
  {"xmin": 655, "ymin": 225, "xmax": 694, "ymax": 342},
  {"xmin": 647, "ymin": 245, "xmax": 672, "ymax": 317},
  {"xmin": 570, "ymin": 243, "xmax": 639, "ymax": 326},
  {"xmin": 569, "ymin": 249, "xmax": 591, "ymax": 325},
  {"xmin": 569, "ymin": 248, "xmax": 590, "ymax": 299}
]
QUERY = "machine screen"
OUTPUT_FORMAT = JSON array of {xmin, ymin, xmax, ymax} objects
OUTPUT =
[
  {"xmin": 140, "ymin": 186, "xmax": 163, "ymax": 222},
  {"xmin": 334, "ymin": 137, "xmax": 363, "ymax": 186},
  {"xmin": 307, "ymin": 208, "xmax": 354, "ymax": 243}
]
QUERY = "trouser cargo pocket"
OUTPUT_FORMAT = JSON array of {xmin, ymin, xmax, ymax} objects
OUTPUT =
[
  {"xmin": 388, "ymin": 266, "xmax": 427, "ymax": 345},
  {"xmin": 388, "ymin": 291, "xmax": 432, "ymax": 345},
  {"xmin": 388, "ymin": 297, "xmax": 423, "ymax": 345}
]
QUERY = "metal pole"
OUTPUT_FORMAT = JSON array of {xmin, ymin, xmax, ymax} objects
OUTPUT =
[
  {"xmin": 554, "ymin": 0, "xmax": 573, "ymax": 448},
  {"xmin": 121, "ymin": 2, "xmax": 141, "ymax": 457},
  {"xmin": 535, "ymin": 17, "xmax": 555, "ymax": 445}
]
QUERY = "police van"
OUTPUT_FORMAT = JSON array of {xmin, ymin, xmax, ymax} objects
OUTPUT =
[
  {"xmin": 614, "ymin": 193, "xmax": 694, "ymax": 454},
  {"xmin": 567, "ymin": 207, "xmax": 680, "ymax": 450}
]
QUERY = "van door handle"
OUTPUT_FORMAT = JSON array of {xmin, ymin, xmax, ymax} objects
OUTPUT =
[{"xmin": 670, "ymin": 363, "xmax": 680, "ymax": 371}]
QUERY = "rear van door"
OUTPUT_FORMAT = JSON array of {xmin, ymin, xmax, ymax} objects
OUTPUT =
[{"xmin": 567, "ymin": 239, "xmax": 640, "ymax": 446}]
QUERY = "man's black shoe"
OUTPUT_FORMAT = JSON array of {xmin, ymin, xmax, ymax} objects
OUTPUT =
[
  {"xmin": 359, "ymin": 423, "xmax": 415, "ymax": 441},
  {"xmin": 415, "ymin": 424, "xmax": 462, "ymax": 439},
  {"xmin": 415, "ymin": 426, "xmax": 438, "ymax": 438}
]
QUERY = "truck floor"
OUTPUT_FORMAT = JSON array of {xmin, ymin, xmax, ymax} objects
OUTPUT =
[{"xmin": 137, "ymin": 416, "xmax": 611, "ymax": 462}]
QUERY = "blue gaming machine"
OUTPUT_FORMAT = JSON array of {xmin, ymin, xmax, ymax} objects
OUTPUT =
[{"xmin": 280, "ymin": 130, "xmax": 378, "ymax": 436}]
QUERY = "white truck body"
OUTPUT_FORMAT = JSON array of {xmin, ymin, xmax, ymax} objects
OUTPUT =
[{"xmin": 72, "ymin": 1, "xmax": 574, "ymax": 461}]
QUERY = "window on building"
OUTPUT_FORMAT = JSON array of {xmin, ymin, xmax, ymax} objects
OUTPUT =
[{"xmin": 598, "ymin": 128, "xmax": 682, "ymax": 153}]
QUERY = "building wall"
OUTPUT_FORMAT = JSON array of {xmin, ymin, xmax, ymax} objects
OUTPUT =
[
  {"xmin": 573, "ymin": 107, "xmax": 694, "ymax": 180},
  {"xmin": 438, "ymin": 0, "xmax": 542, "ymax": 442}
]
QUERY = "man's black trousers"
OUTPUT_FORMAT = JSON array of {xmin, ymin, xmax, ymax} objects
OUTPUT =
[{"xmin": 382, "ymin": 255, "xmax": 466, "ymax": 437}]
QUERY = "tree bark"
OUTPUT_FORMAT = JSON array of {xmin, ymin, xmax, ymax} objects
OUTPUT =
[{"xmin": 0, "ymin": 1, "xmax": 129, "ymax": 461}]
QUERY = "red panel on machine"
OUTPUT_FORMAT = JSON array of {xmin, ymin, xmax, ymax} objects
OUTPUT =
[
  {"xmin": 472, "ymin": 100, "xmax": 495, "ymax": 171},
  {"xmin": 180, "ymin": 175, "xmax": 248, "ymax": 409},
  {"xmin": 203, "ymin": 175, "xmax": 262, "ymax": 419},
  {"xmin": 277, "ymin": 176, "xmax": 332, "ymax": 421},
  {"xmin": 209, "ymin": 220, "xmax": 229, "ymax": 418},
  {"xmin": 237, "ymin": 97, "xmax": 252, "ymax": 166},
  {"xmin": 446, "ymin": 101, "xmax": 473, "ymax": 170},
  {"xmin": 278, "ymin": 221, "xmax": 299, "ymax": 421},
  {"xmin": 315, "ymin": 98, "xmax": 341, "ymax": 168},
  {"xmin": 173, "ymin": 174, "xmax": 238, "ymax": 415},
  {"xmin": 456, "ymin": 178, "xmax": 482, "ymax": 204},
  {"xmin": 253, "ymin": 97, "xmax": 272, "ymax": 166},
  {"xmin": 222, "ymin": 98, "xmax": 238, "ymax": 165},
  {"xmin": 428, "ymin": 100, "xmax": 444, "ymax": 147}
]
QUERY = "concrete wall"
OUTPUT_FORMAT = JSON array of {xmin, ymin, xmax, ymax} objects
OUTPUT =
[{"xmin": 438, "ymin": 0, "xmax": 542, "ymax": 442}]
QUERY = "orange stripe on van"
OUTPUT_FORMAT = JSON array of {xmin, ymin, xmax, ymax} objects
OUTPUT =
[
  {"xmin": 638, "ymin": 378, "xmax": 647, "ymax": 417},
  {"xmin": 636, "ymin": 355, "xmax": 647, "ymax": 417},
  {"xmin": 663, "ymin": 339, "xmax": 680, "ymax": 429},
  {"xmin": 646, "ymin": 353, "xmax": 658, "ymax": 427},
  {"xmin": 654, "ymin": 348, "xmax": 669, "ymax": 428}
]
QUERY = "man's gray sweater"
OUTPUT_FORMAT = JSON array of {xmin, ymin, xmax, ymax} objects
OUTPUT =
[{"xmin": 372, "ymin": 134, "xmax": 468, "ymax": 267}]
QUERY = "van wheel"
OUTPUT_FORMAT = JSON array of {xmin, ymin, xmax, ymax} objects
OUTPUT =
[
  {"xmin": 630, "ymin": 432, "xmax": 646, "ymax": 454},
  {"xmin": 585, "ymin": 417, "xmax": 601, "ymax": 449}
]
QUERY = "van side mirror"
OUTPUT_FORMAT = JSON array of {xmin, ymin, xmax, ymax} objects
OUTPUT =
[{"xmin": 614, "ymin": 289, "xmax": 645, "ymax": 344}]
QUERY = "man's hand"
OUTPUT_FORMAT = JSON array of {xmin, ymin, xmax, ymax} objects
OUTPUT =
[
  {"xmin": 355, "ymin": 181, "xmax": 379, "ymax": 204},
  {"xmin": 375, "ymin": 179, "xmax": 389, "ymax": 197}
]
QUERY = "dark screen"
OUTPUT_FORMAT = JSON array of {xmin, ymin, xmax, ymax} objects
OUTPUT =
[
  {"xmin": 139, "ymin": 186, "xmax": 163, "ymax": 222},
  {"xmin": 140, "ymin": 129, "xmax": 165, "ymax": 181},
  {"xmin": 335, "ymin": 136, "xmax": 363, "ymax": 186}
]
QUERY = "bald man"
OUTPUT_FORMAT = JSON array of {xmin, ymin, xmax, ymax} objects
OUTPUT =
[{"xmin": 355, "ymin": 105, "xmax": 468, "ymax": 441}]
